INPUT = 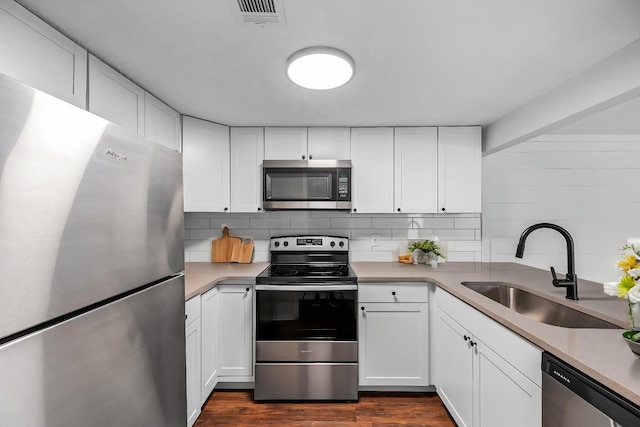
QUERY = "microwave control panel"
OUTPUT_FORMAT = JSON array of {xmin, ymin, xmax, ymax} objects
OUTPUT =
[{"xmin": 337, "ymin": 168, "xmax": 350, "ymax": 200}]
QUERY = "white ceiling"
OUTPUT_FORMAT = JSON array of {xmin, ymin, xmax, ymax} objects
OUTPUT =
[{"xmin": 16, "ymin": 0, "xmax": 640, "ymax": 128}]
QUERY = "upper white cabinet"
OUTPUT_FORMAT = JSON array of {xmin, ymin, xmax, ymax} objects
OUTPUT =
[
  {"xmin": 264, "ymin": 127, "xmax": 349, "ymax": 160},
  {"xmin": 217, "ymin": 284, "xmax": 254, "ymax": 380},
  {"xmin": 0, "ymin": 0, "xmax": 87, "ymax": 108},
  {"xmin": 264, "ymin": 127, "xmax": 308, "ymax": 160},
  {"xmin": 351, "ymin": 127, "xmax": 394, "ymax": 213},
  {"xmin": 437, "ymin": 126, "xmax": 482, "ymax": 213},
  {"xmin": 307, "ymin": 127, "xmax": 351, "ymax": 159},
  {"xmin": 230, "ymin": 127, "xmax": 264, "ymax": 213},
  {"xmin": 183, "ymin": 116, "xmax": 230, "ymax": 212},
  {"xmin": 435, "ymin": 288, "xmax": 541, "ymax": 427},
  {"xmin": 358, "ymin": 283, "xmax": 429, "ymax": 387},
  {"xmin": 144, "ymin": 92, "xmax": 181, "ymax": 151},
  {"xmin": 394, "ymin": 127, "xmax": 438, "ymax": 213},
  {"xmin": 88, "ymin": 54, "xmax": 145, "ymax": 135}
]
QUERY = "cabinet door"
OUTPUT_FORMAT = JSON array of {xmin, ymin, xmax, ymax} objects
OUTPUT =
[
  {"xmin": 437, "ymin": 126, "xmax": 481, "ymax": 213},
  {"xmin": 144, "ymin": 92, "xmax": 181, "ymax": 151},
  {"xmin": 230, "ymin": 127, "xmax": 264, "ymax": 213},
  {"xmin": 474, "ymin": 339, "xmax": 541, "ymax": 427},
  {"xmin": 88, "ymin": 55, "xmax": 144, "ymax": 134},
  {"xmin": 307, "ymin": 127, "xmax": 350, "ymax": 160},
  {"xmin": 185, "ymin": 318, "xmax": 201, "ymax": 427},
  {"xmin": 217, "ymin": 285, "xmax": 253, "ymax": 378},
  {"xmin": 0, "ymin": 1, "xmax": 87, "ymax": 108},
  {"xmin": 183, "ymin": 117, "xmax": 230, "ymax": 212},
  {"xmin": 437, "ymin": 310, "xmax": 473, "ymax": 427},
  {"xmin": 264, "ymin": 127, "xmax": 308, "ymax": 160},
  {"xmin": 351, "ymin": 127, "xmax": 394, "ymax": 213},
  {"xmin": 394, "ymin": 127, "xmax": 438, "ymax": 213},
  {"xmin": 200, "ymin": 287, "xmax": 219, "ymax": 402},
  {"xmin": 358, "ymin": 302, "xmax": 428, "ymax": 386}
]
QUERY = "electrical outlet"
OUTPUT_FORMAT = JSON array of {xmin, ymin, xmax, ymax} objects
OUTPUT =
[{"xmin": 371, "ymin": 233, "xmax": 380, "ymax": 247}]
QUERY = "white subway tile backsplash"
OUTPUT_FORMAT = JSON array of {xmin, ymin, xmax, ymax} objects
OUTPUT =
[
  {"xmin": 190, "ymin": 229, "xmax": 223, "ymax": 240},
  {"xmin": 184, "ymin": 211, "xmax": 481, "ymax": 264},
  {"xmin": 290, "ymin": 217, "xmax": 332, "ymax": 229},
  {"xmin": 454, "ymin": 218, "xmax": 482, "ymax": 229},
  {"xmin": 210, "ymin": 218, "xmax": 252, "ymax": 230},
  {"xmin": 330, "ymin": 217, "xmax": 372, "ymax": 229},
  {"xmin": 185, "ymin": 239, "xmax": 211, "ymax": 251},
  {"xmin": 372, "ymin": 217, "xmax": 413, "ymax": 228},
  {"xmin": 250, "ymin": 217, "xmax": 291, "ymax": 229},
  {"xmin": 350, "ymin": 251, "xmax": 396, "ymax": 262},
  {"xmin": 184, "ymin": 217, "xmax": 210, "ymax": 229},
  {"xmin": 350, "ymin": 228, "xmax": 392, "ymax": 240},
  {"xmin": 191, "ymin": 251, "xmax": 212, "ymax": 262}
]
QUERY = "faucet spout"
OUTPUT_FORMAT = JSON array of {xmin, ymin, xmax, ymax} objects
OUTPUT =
[{"xmin": 514, "ymin": 222, "xmax": 578, "ymax": 300}]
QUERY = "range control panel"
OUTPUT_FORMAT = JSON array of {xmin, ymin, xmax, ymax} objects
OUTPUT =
[{"xmin": 270, "ymin": 236, "xmax": 349, "ymax": 251}]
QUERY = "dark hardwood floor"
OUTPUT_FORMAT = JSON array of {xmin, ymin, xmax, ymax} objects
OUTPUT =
[{"xmin": 195, "ymin": 390, "xmax": 457, "ymax": 426}]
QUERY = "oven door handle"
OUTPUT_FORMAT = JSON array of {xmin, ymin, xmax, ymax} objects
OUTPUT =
[{"xmin": 255, "ymin": 284, "xmax": 357, "ymax": 292}]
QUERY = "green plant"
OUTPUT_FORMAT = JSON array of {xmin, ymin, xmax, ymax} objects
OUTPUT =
[{"xmin": 408, "ymin": 240, "xmax": 445, "ymax": 259}]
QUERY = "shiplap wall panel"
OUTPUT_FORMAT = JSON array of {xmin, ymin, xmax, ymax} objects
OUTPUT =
[{"xmin": 483, "ymin": 135, "xmax": 640, "ymax": 283}]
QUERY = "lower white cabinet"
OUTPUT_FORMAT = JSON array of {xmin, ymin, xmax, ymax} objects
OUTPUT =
[
  {"xmin": 185, "ymin": 295, "xmax": 201, "ymax": 427},
  {"xmin": 358, "ymin": 282, "xmax": 429, "ymax": 387},
  {"xmin": 200, "ymin": 286, "xmax": 219, "ymax": 402},
  {"xmin": 217, "ymin": 284, "xmax": 254, "ymax": 380},
  {"xmin": 435, "ymin": 288, "xmax": 541, "ymax": 427}
]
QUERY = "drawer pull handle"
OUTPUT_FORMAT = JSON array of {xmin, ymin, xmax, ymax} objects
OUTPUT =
[
  {"xmin": 392, "ymin": 291, "xmax": 396, "ymax": 296},
  {"xmin": 463, "ymin": 335, "xmax": 470, "ymax": 341},
  {"xmin": 361, "ymin": 306, "xmax": 365, "ymax": 311}
]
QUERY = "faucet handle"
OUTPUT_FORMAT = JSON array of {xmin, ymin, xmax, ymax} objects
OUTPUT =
[{"xmin": 550, "ymin": 266, "xmax": 560, "ymax": 286}]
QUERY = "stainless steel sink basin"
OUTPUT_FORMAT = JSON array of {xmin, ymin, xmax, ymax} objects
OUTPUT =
[{"xmin": 461, "ymin": 282, "xmax": 620, "ymax": 329}]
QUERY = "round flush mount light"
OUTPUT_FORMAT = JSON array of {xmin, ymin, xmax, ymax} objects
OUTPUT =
[{"xmin": 285, "ymin": 47, "xmax": 355, "ymax": 90}]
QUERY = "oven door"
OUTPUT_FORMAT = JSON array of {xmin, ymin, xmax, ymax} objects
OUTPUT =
[{"xmin": 255, "ymin": 284, "xmax": 357, "ymax": 342}]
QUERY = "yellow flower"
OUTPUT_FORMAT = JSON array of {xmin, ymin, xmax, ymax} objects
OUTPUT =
[
  {"xmin": 616, "ymin": 255, "xmax": 640, "ymax": 272},
  {"xmin": 618, "ymin": 275, "xmax": 637, "ymax": 298}
]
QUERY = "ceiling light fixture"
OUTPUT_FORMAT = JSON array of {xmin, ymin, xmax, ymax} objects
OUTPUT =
[{"xmin": 285, "ymin": 47, "xmax": 355, "ymax": 90}]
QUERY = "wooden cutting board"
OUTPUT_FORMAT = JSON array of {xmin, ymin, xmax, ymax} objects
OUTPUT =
[
  {"xmin": 231, "ymin": 238, "xmax": 254, "ymax": 263},
  {"xmin": 211, "ymin": 227, "xmax": 242, "ymax": 263}
]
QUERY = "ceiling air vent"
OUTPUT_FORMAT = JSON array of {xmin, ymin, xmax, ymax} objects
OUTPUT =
[{"xmin": 231, "ymin": 0, "xmax": 286, "ymax": 28}]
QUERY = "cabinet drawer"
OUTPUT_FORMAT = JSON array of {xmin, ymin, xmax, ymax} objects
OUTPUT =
[
  {"xmin": 359, "ymin": 282, "xmax": 428, "ymax": 303},
  {"xmin": 185, "ymin": 295, "xmax": 201, "ymax": 326}
]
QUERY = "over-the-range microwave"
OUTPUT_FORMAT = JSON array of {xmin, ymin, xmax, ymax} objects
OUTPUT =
[{"xmin": 263, "ymin": 160, "xmax": 351, "ymax": 210}]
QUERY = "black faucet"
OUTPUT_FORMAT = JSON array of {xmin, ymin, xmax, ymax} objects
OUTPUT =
[{"xmin": 515, "ymin": 223, "xmax": 578, "ymax": 300}]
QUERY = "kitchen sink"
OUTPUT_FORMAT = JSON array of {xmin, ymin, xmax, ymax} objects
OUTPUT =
[{"xmin": 460, "ymin": 282, "xmax": 620, "ymax": 329}]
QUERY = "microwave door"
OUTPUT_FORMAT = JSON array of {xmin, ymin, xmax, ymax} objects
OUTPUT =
[{"xmin": 266, "ymin": 170, "xmax": 333, "ymax": 201}]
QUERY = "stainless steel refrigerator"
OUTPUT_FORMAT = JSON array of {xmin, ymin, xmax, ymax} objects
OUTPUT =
[{"xmin": 0, "ymin": 73, "xmax": 186, "ymax": 426}]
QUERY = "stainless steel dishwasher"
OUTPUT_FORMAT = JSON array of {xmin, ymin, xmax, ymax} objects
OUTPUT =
[{"xmin": 542, "ymin": 352, "xmax": 640, "ymax": 426}]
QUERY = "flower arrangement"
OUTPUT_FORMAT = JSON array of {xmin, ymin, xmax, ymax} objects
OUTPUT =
[{"xmin": 603, "ymin": 244, "xmax": 640, "ymax": 336}]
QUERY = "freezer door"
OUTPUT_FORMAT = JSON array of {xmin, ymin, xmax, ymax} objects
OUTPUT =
[
  {"xmin": 0, "ymin": 73, "xmax": 184, "ymax": 339},
  {"xmin": 0, "ymin": 275, "xmax": 186, "ymax": 427}
]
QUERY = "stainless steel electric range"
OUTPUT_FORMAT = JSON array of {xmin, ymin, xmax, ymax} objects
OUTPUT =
[{"xmin": 254, "ymin": 235, "xmax": 358, "ymax": 401}]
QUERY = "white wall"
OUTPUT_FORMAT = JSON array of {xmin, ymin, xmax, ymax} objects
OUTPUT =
[
  {"xmin": 185, "ymin": 211, "xmax": 481, "ymax": 263},
  {"xmin": 482, "ymin": 134, "xmax": 640, "ymax": 283}
]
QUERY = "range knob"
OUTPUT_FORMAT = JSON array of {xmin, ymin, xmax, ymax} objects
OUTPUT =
[
  {"xmin": 274, "ymin": 241, "xmax": 280, "ymax": 248},
  {"xmin": 330, "ymin": 241, "xmax": 336, "ymax": 247},
  {"xmin": 339, "ymin": 241, "xmax": 345, "ymax": 248},
  {"xmin": 283, "ymin": 241, "xmax": 289, "ymax": 247}
]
